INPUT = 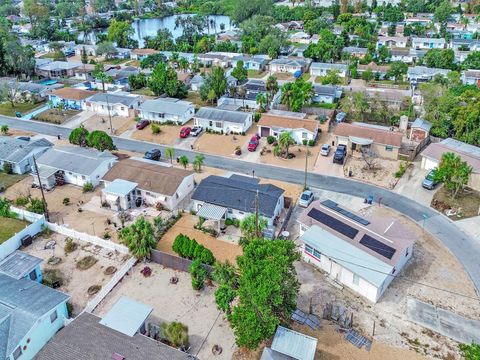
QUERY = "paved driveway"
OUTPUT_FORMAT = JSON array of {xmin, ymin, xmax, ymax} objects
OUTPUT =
[{"xmin": 394, "ymin": 160, "xmax": 435, "ymax": 207}]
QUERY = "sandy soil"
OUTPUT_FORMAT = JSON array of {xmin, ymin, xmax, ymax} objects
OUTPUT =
[
  {"xmin": 2, "ymin": 128, "xmax": 36, "ymax": 137},
  {"xmin": 157, "ymin": 214, "xmax": 243, "ymax": 264},
  {"xmin": 82, "ymin": 114, "xmax": 135, "ymax": 136},
  {"xmin": 24, "ymin": 232, "xmax": 127, "ymax": 315},
  {"xmin": 259, "ymin": 143, "xmax": 321, "ymax": 171},
  {"xmin": 258, "ymin": 178, "xmax": 303, "ymax": 201},
  {"xmin": 195, "ymin": 126, "xmax": 257, "ymax": 156},
  {"xmin": 344, "ymin": 156, "xmax": 400, "ymax": 189},
  {"xmin": 94, "ymin": 263, "xmax": 236, "ymax": 360},
  {"xmin": 131, "ymin": 122, "xmax": 190, "ymax": 146}
]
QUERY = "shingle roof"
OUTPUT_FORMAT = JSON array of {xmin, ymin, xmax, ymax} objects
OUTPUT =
[
  {"xmin": 311, "ymin": 62, "xmax": 348, "ymax": 71},
  {"xmin": 192, "ymin": 175, "xmax": 284, "ymax": 218},
  {"xmin": 48, "ymin": 88, "xmax": 97, "ymax": 101},
  {"xmin": 37, "ymin": 61, "xmax": 82, "ymax": 71},
  {"xmin": 313, "ymin": 85, "xmax": 337, "ymax": 97},
  {"xmin": 0, "ymin": 136, "xmax": 53, "ymax": 164},
  {"xmin": 422, "ymin": 139, "xmax": 480, "ymax": 173},
  {"xmin": 139, "ymin": 98, "xmax": 193, "ymax": 116},
  {"xmin": 35, "ymin": 312, "xmax": 194, "ymax": 360},
  {"xmin": 102, "ymin": 158, "xmax": 193, "ymax": 196},
  {"xmin": 258, "ymin": 114, "xmax": 319, "ymax": 133},
  {"xmin": 0, "ymin": 251, "xmax": 42, "ymax": 280},
  {"xmin": 411, "ymin": 118, "xmax": 432, "ymax": 132},
  {"xmin": 195, "ymin": 107, "xmax": 251, "ymax": 124},
  {"xmin": 0, "ymin": 274, "xmax": 69, "ymax": 359},
  {"xmin": 36, "ymin": 146, "xmax": 116, "ymax": 176},
  {"xmin": 334, "ymin": 123, "xmax": 403, "ymax": 147},
  {"xmin": 87, "ymin": 93, "xmax": 140, "ymax": 107},
  {"xmin": 270, "ymin": 58, "xmax": 307, "ymax": 67}
]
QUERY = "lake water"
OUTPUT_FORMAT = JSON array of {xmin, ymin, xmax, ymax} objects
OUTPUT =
[{"xmin": 80, "ymin": 14, "xmax": 234, "ymax": 47}]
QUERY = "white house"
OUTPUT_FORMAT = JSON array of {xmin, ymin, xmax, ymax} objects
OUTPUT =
[
  {"xmin": 102, "ymin": 158, "xmax": 195, "ymax": 211},
  {"xmin": 33, "ymin": 146, "xmax": 117, "ymax": 189},
  {"xmin": 258, "ymin": 113, "xmax": 318, "ymax": 144},
  {"xmin": 194, "ymin": 107, "xmax": 253, "ymax": 134},
  {"xmin": 376, "ymin": 36, "xmax": 408, "ymax": 48},
  {"xmin": 139, "ymin": 98, "xmax": 194, "ymax": 125},
  {"xmin": 190, "ymin": 74, "xmax": 204, "ymax": 91},
  {"xmin": 411, "ymin": 37, "xmax": 446, "ymax": 49},
  {"xmin": 269, "ymin": 57, "xmax": 309, "ymax": 74},
  {"xmin": 312, "ymin": 85, "xmax": 342, "ymax": 104},
  {"xmin": 0, "ymin": 137, "xmax": 53, "ymax": 175},
  {"xmin": 84, "ymin": 92, "xmax": 141, "ymax": 117},
  {"xmin": 130, "ymin": 49, "xmax": 159, "ymax": 61},
  {"xmin": 407, "ymin": 66, "xmax": 451, "ymax": 83},
  {"xmin": 390, "ymin": 48, "xmax": 415, "ymax": 63},
  {"xmin": 462, "ymin": 70, "xmax": 480, "ymax": 85},
  {"xmin": 74, "ymin": 44, "xmax": 98, "ymax": 57},
  {"xmin": 298, "ymin": 199, "xmax": 414, "ymax": 303},
  {"xmin": 310, "ymin": 62, "xmax": 349, "ymax": 78}
]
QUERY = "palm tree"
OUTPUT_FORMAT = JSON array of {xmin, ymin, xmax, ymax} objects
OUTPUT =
[
  {"xmin": 193, "ymin": 154, "xmax": 205, "ymax": 172},
  {"xmin": 280, "ymin": 83, "xmax": 294, "ymax": 110},
  {"xmin": 256, "ymin": 93, "xmax": 267, "ymax": 112},
  {"xmin": 237, "ymin": 86, "xmax": 246, "ymax": 108},
  {"xmin": 165, "ymin": 147, "xmax": 175, "ymax": 163},
  {"xmin": 179, "ymin": 155, "xmax": 189, "ymax": 169},
  {"xmin": 266, "ymin": 75, "xmax": 279, "ymax": 103},
  {"xmin": 179, "ymin": 57, "xmax": 189, "ymax": 72},
  {"xmin": 278, "ymin": 131, "xmax": 294, "ymax": 159}
]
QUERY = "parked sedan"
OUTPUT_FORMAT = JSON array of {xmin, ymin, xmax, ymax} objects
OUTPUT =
[
  {"xmin": 320, "ymin": 144, "xmax": 331, "ymax": 156},
  {"xmin": 191, "ymin": 126, "xmax": 203, "ymax": 137},
  {"xmin": 143, "ymin": 149, "xmax": 161, "ymax": 161},
  {"xmin": 247, "ymin": 136, "xmax": 259, "ymax": 151},
  {"xmin": 136, "ymin": 119, "xmax": 150, "ymax": 130},
  {"xmin": 179, "ymin": 127, "xmax": 191, "ymax": 138},
  {"xmin": 422, "ymin": 169, "xmax": 439, "ymax": 190},
  {"xmin": 298, "ymin": 190, "xmax": 314, "ymax": 207}
]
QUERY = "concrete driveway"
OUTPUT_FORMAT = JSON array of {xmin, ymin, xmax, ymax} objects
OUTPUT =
[
  {"xmin": 393, "ymin": 160, "xmax": 435, "ymax": 207},
  {"xmin": 313, "ymin": 150, "xmax": 344, "ymax": 177},
  {"xmin": 175, "ymin": 133, "xmax": 200, "ymax": 150}
]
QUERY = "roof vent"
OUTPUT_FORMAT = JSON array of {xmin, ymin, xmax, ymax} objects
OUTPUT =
[{"xmin": 112, "ymin": 353, "xmax": 125, "ymax": 360}]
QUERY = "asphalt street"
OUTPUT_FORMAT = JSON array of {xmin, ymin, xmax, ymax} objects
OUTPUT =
[{"xmin": 2, "ymin": 115, "xmax": 480, "ymax": 295}]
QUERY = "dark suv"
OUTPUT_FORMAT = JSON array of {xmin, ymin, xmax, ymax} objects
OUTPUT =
[
  {"xmin": 143, "ymin": 149, "xmax": 161, "ymax": 161},
  {"xmin": 333, "ymin": 144, "xmax": 347, "ymax": 164}
]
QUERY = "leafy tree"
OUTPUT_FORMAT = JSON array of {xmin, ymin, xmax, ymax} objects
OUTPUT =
[
  {"xmin": 27, "ymin": 198, "xmax": 46, "ymax": 214},
  {"xmin": 376, "ymin": 45, "xmax": 391, "ymax": 64},
  {"xmin": 81, "ymin": 46, "xmax": 88, "ymax": 65},
  {"xmin": 128, "ymin": 73, "xmax": 147, "ymax": 90},
  {"xmin": 386, "ymin": 61, "xmax": 408, "ymax": 83},
  {"xmin": 0, "ymin": 197, "xmax": 14, "ymax": 218},
  {"xmin": 423, "ymin": 49, "xmax": 456, "ymax": 70},
  {"xmin": 0, "ymin": 81, "xmax": 19, "ymax": 108},
  {"xmin": 96, "ymin": 41, "xmax": 118, "ymax": 59},
  {"xmin": 215, "ymin": 284, "xmax": 236, "ymax": 313},
  {"xmin": 280, "ymin": 78, "xmax": 314, "ymax": 112},
  {"xmin": 382, "ymin": 6, "xmax": 404, "ymax": 22},
  {"xmin": 192, "ymin": 154, "xmax": 205, "ymax": 172},
  {"xmin": 434, "ymin": 152, "xmax": 473, "ymax": 199},
  {"xmin": 232, "ymin": 0, "xmax": 274, "ymax": 24},
  {"xmin": 144, "ymin": 28, "xmax": 175, "ymax": 51},
  {"xmin": 86, "ymin": 130, "xmax": 115, "ymax": 151},
  {"xmin": 231, "ymin": 60, "xmax": 247, "ymax": 83},
  {"xmin": 189, "ymin": 258, "xmax": 207, "ymax": 290},
  {"xmin": 361, "ymin": 68, "xmax": 374, "ymax": 82},
  {"xmin": 321, "ymin": 70, "xmax": 341, "ymax": 85},
  {"xmin": 140, "ymin": 53, "xmax": 167, "ymax": 69},
  {"xmin": 304, "ymin": 13, "xmax": 332, "ymax": 35},
  {"xmin": 266, "ymin": 75, "xmax": 279, "ymax": 102},
  {"xmin": 165, "ymin": 147, "xmax": 175, "ymax": 163},
  {"xmin": 148, "ymin": 62, "xmax": 187, "ymax": 98},
  {"xmin": 69, "ymin": 126, "xmax": 89, "ymax": 147},
  {"xmin": 256, "ymin": 93, "xmax": 267, "ymax": 111},
  {"xmin": 179, "ymin": 155, "xmax": 189, "ymax": 169},
  {"xmin": 459, "ymin": 342, "xmax": 480, "ymax": 360},
  {"xmin": 240, "ymin": 214, "xmax": 268, "ymax": 243},
  {"xmin": 160, "ymin": 322, "xmax": 189, "ymax": 348},
  {"xmin": 304, "ymin": 29, "xmax": 344, "ymax": 62},
  {"xmin": 231, "ymin": 239, "xmax": 300, "ymax": 349},
  {"xmin": 119, "ymin": 217, "xmax": 157, "ymax": 259},
  {"xmin": 434, "ymin": 0, "xmax": 453, "ymax": 24},
  {"xmin": 107, "ymin": 19, "xmax": 136, "ymax": 48},
  {"xmin": 463, "ymin": 51, "xmax": 480, "ymax": 70},
  {"xmin": 199, "ymin": 66, "xmax": 227, "ymax": 103}
]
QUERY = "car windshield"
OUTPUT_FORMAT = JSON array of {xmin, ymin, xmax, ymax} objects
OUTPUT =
[
  {"xmin": 301, "ymin": 193, "xmax": 310, "ymax": 200},
  {"xmin": 322, "ymin": 145, "xmax": 328, "ymax": 150},
  {"xmin": 426, "ymin": 172, "xmax": 436, "ymax": 181}
]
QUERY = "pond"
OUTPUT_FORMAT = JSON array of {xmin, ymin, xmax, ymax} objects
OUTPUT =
[{"xmin": 79, "ymin": 14, "xmax": 234, "ymax": 48}]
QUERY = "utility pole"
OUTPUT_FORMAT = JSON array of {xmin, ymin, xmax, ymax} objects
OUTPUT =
[
  {"xmin": 304, "ymin": 140, "xmax": 308, "ymax": 190},
  {"xmin": 255, "ymin": 190, "xmax": 259, "ymax": 238},
  {"xmin": 32, "ymin": 155, "xmax": 50, "ymax": 222},
  {"xmin": 101, "ymin": 79, "xmax": 114, "ymax": 135}
]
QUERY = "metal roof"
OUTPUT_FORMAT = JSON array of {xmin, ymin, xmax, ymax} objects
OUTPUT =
[
  {"xmin": 311, "ymin": 62, "xmax": 348, "ymax": 71},
  {"xmin": 88, "ymin": 93, "xmax": 140, "ymax": 107},
  {"xmin": 103, "ymin": 179, "xmax": 138, "ymax": 197},
  {"xmin": 100, "ymin": 296, "xmax": 153, "ymax": 337},
  {"xmin": 139, "ymin": 98, "xmax": 193, "ymax": 116},
  {"xmin": 0, "ymin": 251, "xmax": 42, "ymax": 280},
  {"xmin": 0, "ymin": 136, "xmax": 52, "ymax": 164},
  {"xmin": 270, "ymin": 326, "xmax": 317, "ymax": 360},
  {"xmin": 411, "ymin": 118, "xmax": 432, "ymax": 132},
  {"xmin": 195, "ymin": 107, "xmax": 251, "ymax": 124},
  {"xmin": 196, "ymin": 203, "xmax": 227, "ymax": 220}
]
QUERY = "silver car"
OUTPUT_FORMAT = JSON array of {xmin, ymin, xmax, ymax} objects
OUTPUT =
[
  {"xmin": 320, "ymin": 144, "xmax": 331, "ymax": 156},
  {"xmin": 299, "ymin": 190, "xmax": 314, "ymax": 207}
]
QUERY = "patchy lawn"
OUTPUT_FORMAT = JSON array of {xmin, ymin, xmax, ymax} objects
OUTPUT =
[
  {"xmin": 131, "ymin": 88, "xmax": 155, "ymax": 96},
  {"xmin": 195, "ymin": 127, "xmax": 255, "ymax": 156},
  {"xmin": 0, "ymin": 101, "xmax": 46, "ymax": 117},
  {"xmin": 0, "ymin": 173, "xmax": 27, "ymax": 191},
  {"xmin": 247, "ymin": 69, "xmax": 267, "ymax": 78},
  {"xmin": 0, "ymin": 217, "xmax": 29, "ymax": 244},
  {"xmin": 185, "ymin": 91, "xmax": 210, "ymax": 108},
  {"xmin": 259, "ymin": 143, "xmax": 321, "ymax": 172},
  {"xmin": 273, "ymin": 72, "xmax": 294, "ymax": 81},
  {"xmin": 314, "ymin": 76, "xmax": 348, "ymax": 85},
  {"xmin": 33, "ymin": 109, "xmax": 81, "ymax": 124},
  {"xmin": 431, "ymin": 186, "xmax": 480, "ymax": 220}
]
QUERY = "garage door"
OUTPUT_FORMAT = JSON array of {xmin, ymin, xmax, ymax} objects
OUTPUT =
[
  {"xmin": 422, "ymin": 157, "xmax": 438, "ymax": 170},
  {"xmin": 260, "ymin": 127, "xmax": 270, "ymax": 137}
]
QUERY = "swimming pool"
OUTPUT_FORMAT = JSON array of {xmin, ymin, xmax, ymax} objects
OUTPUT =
[{"xmin": 39, "ymin": 79, "xmax": 58, "ymax": 86}]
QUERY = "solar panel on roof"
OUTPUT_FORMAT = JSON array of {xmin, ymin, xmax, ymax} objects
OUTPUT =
[
  {"xmin": 321, "ymin": 200, "xmax": 370, "ymax": 226},
  {"xmin": 308, "ymin": 208, "xmax": 359, "ymax": 239},
  {"xmin": 359, "ymin": 234, "xmax": 396, "ymax": 260}
]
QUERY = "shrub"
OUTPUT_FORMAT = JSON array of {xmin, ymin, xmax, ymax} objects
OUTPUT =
[
  {"xmin": 76, "ymin": 256, "xmax": 97, "ymax": 270},
  {"xmin": 302, "ymin": 139, "xmax": 307, "ymax": 145},
  {"xmin": 215, "ymin": 284, "xmax": 236, "ymax": 313},
  {"xmin": 63, "ymin": 197, "xmax": 70, "ymax": 205},
  {"xmin": 190, "ymin": 258, "xmax": 207, "ymax": 290},
  {"xmin": 161, "ymin": 321, "xmax": 189, "ymax": 348},
  {"xmin": 15, "ymin": 197, "xmax": 29, "ymax": 206},
  {"xmin": 2, "ymin": 162, "xmax": 12, "ymax": 174},
  {"xmin": 64, "ymin": 238, "xmax": 77, "ymax": 254},
  {"xmin": 103, "ymin": 231, "xmax": 111, "ymax": 239},
  {"xmin": 27, "ymin": 198, "xmax": 46, "ymax": 214},
  {"xmin": 233, "ymin": 219, "xmax": 240, "ymax": 227},
  {"xmin": 151, "ymin": 123, "xmax": 161, "ymax": 134},
  {"xmin": 172, "ymin": 234, "xmax": 215, "ymax": 265},
  {"xmin": 225, "ymin": 218, "xmax": 234, "ymax": 226},
  {"xmin": 0, "ymin": 198, "xmax": 13, "ymax": 218},
  {"xmin": 83, "ymin": 182, "xmax": 93, "ymax": 192},
  {"xmin": 308, "ymin": 139, "xmax": 315, "ymax": 147},
  {"xmin": 66, "ymin": 302, "xmax": 74, "ymax": 317},
  {"xmin": 395, "ymin": 161, "xmax": 408, "ymax": 178},
  {"xmin": 267, "ymin": 135, "xmax": 276, "ymax": 145}
]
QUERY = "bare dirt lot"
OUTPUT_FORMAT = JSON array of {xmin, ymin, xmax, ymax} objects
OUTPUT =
[
  {"xmin": 431, "ymin": 186, "xmax": 480, "ymax": 220},
  {"xmin": 259, "ymin": 143, "xmax": 321, "ymax": 171},
  {"xmin": 195, "ymin": 126, "xmax": 257, "ymax": 156},
  {"xmin": 157, "ymin": 213, "xmax": 243, "ymax": 264},
  {"xmin": 82, "ymin": 114, "xmax": 135, "ymax": 136},
  {"xmin": 94, "ymin": 263, "xmax": 236, "ymax": 360},
  {"xmin": 344, "ymin": 156, "xmax": 401, "ymax": 189},
  {"xmin": 33, "ymin": 109, "xmax": 80, "ymax": 124},
  {"xmin": 24, "ymin": 232, "xmax": 127, "ymax": 314},
  {"xmin": 131, "ymin": 122, "xmax": 189, "ymax": 146}
]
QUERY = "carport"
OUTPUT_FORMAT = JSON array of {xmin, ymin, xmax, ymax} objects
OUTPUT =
[{"xmin": 196, "ymin": 203, "xmax": 227, "ymax": 233}]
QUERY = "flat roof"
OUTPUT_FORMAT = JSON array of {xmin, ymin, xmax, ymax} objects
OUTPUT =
[
  {"xmin": 271, "ymin": 326, "xmax": 318, "ymax": 360},
  {"xmin": 100, "ymin": 296, "xmax": 153, "ymax": 337},
  {"xmin": 0, "ymin": 251, "xmax": 42, "ymax": 280},
  {"xmin": 103, "ymin": 179, "xmax": 138, "ymax": 197}
]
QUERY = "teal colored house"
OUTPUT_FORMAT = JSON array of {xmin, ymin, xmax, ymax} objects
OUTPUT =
[
  {"xmin": 0, "ymin": 273, "xmax": 70, "ymax": 360},
  {"xmin": 0, "ymin": 251, "xmax": 43, "ymax": 283},
  {"xmin": 47, "ymin": 88, "xmax": 96, "ymax": 110}
]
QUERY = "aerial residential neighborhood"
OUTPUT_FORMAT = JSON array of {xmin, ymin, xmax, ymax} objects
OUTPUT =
[{"xmin": 1, "ymin": 0, "xmax": 480, "ymax": 359}]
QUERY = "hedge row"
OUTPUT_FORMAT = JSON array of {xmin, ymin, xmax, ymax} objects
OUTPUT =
[{"xmin": 172, "ymin": 234, "xmax": 215, "ymax": 265}]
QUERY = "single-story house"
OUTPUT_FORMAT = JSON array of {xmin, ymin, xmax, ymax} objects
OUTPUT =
[
  {"xmin": 192, "ymin": 174, "xmax": 285, "ymax": 227},
  {"xmin": 261, "ymin": 326, "xmax": 317, "ymax": 360},
  {"xmin": 310, "ymin": 62, "xmax": 349, "ymax": 78},
  {"xmin": 74, "ymin": 44, "xmax": 98, "ymax": 57},
  {"xmin": 334, "ymin": 122, "xmax": 403, "ymax": 160},
  {"xmin": 407, "ymin": 66, "xmax": 451, "ymax": 83},
  {"xmin": 231, "ymin": 55, "xmax": 268, "ymax": 71},
  {"xmin": 390, "ymin": 48, "xmax": 415, "ymax": 63},
  {"xmin": 197, "ymin": 53, "xmax": 229, "ymax": 68},
  {"xmin": 190, "ymin": 74, "xmax": 204, "ymax": 91},
  {"xmin": 0, "ymin": 136, "xmax": 53, "ymax": 174},
  {"xmin": 298, "ymin": 199, "xmax": 414, "ymax": 302},
  {"xmin": 0, "ymin": 250, "xmax": 43, "ymax": 283},
  {"xmin": 115, "ymin": 47, "xmax": 132, "ymax": 59},
  {"xmin": 376, "ymin": 36, "xmax": 408, "ymax": 49},
  {"xmin": 289, "ymin": 31, "xmax": 313, "ymax": 44},
  {"xmin": 342, "ymin": 46, "xmax": 368, "ymax": 58},
  {"xmin": 194, "ymin": 107, "xmax": 253, "ymax": 134},
  {"xmin": 357, "ymin": 63, "xmax": 390, "ymax": 79},
  {"xmin": 130, "ymin": 48, "xmax": 159, "ymax": 61},
  {"xmin": 450, "ymin": 38, "xmax": 480, "ymax": 51},
  {"xmin": 84, "ymin": 92, "xmax": 141, "ymax": 117},
  {"xmin": 421, "ymin": 138, "xmax": 480, "ymax": 191},
  {"xmin": 102, "ymin": 158, "xmax": 195, "ymax": 211},
  {"xmin": 33, "ymin": 146, "xmax": 117, "ymax": 189},
  {"xmin": 0, "ymin": 273, "xmax": 70, "ymax": 360},
  {"xmin": 47, "ymin": 88, "xmax": 97, "ymax": 110},
  {"xmin": 35, "ymin": 61, "xmax": 83, "ymax": 79},
  {"xmin": 461, "ymin": 70, "xmax": 480, "ymax": 85},
  {"xmin": 269, "ymin": 57, "xmax": 309, "ymax": 74},
  {"xmin": 411, "ymin": 37, "xmax": 446, "ymax": 49},
  {"xmin": 312, "ymin": 85, "xmax": 341, "ymax": 103},
  {"xmin": 258, "ymin": 113, "xmax": 318, "ymax": 143},
  {"xmin": 139, "ymin": 98, "xmax": 195, "ymax": 125},
  {"xmin": 410, "ymin": 118, "xmax": 432, "ymax": 142},
  {"xmin": 103, "ymin": 67, "xmax": 139, "ymax": 87}
]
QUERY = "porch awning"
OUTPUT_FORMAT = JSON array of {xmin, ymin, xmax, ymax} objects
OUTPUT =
[
  {"xmin": 349, "ymin": 136, "xmax": 373, "ymax": 146},
  {"xmin": 197, "ymin": 204, "xmax": 227, "ymax": 220}
]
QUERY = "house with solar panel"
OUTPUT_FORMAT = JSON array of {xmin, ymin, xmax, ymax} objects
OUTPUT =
[{"xmin": 298, "ymin": 200, "xmax": 414, "ymax": 303}]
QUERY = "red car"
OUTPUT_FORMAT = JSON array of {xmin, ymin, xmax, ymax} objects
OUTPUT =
[
  {"xmin": 136, "ymin": 120, "xmax": 150, "ymax": 130},
  {"xmin": 247, "ymin": 136, "xmax": 259, "ymax": 151},
  {"xmin": 180, "ymin": 127, "xmax": 191, "ymax": 138}
]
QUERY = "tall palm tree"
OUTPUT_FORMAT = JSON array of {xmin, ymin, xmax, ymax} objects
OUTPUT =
[
  {"xmin": 193, "ymin": 154, "xmax": 205, "ymax": 172},
  {"xmin": 256, "ymin": 93, "xmax": 267, "ymax": 112},
  {"xmin": 266, "ymin": 75, "xmax": 279, "ymax": 104},
  {"xmin": 278, "ymin": 131, "xmax": 294, "ymax": 159}
]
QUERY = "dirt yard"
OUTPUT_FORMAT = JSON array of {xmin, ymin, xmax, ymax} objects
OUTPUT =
[
  {"xmin": 94, "ymin": 263, "xmax": 236, "ymax": 360},
  {"xmin": 157, "ymin": 214, "xmax": 243, "ymax": 264},
  {"xmin": 131, "ymin": 122, "xmax": 190, "ymax": 146},
  {"xmin": 344, "ymin": 156, "xmax": 401, "ymax": 189},
  {"xmin": 259, "ymin": 142, "xmax": 322, "ymax": 171},
  {"xmin": 23, "ymin": 232, "xmax": 127, "ymax": 314},
  {"xmin": 33, "ymin": 109, "xmax": 80, "ymax": 124},
  {"xmin": 431, "ymin": 186, "xmax": 480, "ymax": 220},
  {"xmin": 288, "ymin": 203, "xmax": 479, "ymax": 360},
  {"xmin": 195, "ymin": 127, "xmax": 257, "ymax": 156},
  {"xmin": 82, "ymin": 114, "xmax": 135, "ymax": 136}
]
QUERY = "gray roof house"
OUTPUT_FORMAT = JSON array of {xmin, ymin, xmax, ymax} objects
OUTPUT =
[
  {"xmin": 310, "ymin": 62, "xmax": 349, "ymax": 77},
  {"xmin": 0, "ymin": 251, "xmax": 42, "ymax": 281},
  {"xmin": 192, "ymin": 174, "xmax": 285, "ymax": 226},
  {"xmin": 84, "ymin": 92, "xmax": 141, "ymax": 117},
  {"xmin": 190, "ymin": 74, "xmax": 205, "ymax": 91},
  {"xmin": 33, "ymin": 146, "xmax": 117, "ymax": 189},
  {"xmin": 407, "ymin": 66, "xmax": 451, "ymax": 83},
  {"xmin": 0, "ymin": 136, "xmax": 53, "ymax": 174},
  {"xmin": 269, "ymin": 57, "xmax": 309, "ymax": 74},
  {"xmin": 0, "ymin": 273, "xmax": 70, "ymax": 360},
  {"xmin": 139, "ymin": 98, "xmax": 195, "ymax": 125},
  {"xmin": 35, "ymin": 61, "xmax": 83, "ymax": 78},
  {"xmin": 312, "ymin": 85, "xmax": 341, "ymax": 104},
  {"xmin": 194, "ymin": 107, "xmax": 253, "ymax": 133}
]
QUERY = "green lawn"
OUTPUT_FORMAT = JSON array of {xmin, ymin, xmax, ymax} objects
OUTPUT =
[
  {"xmin": 0, "ymin": 101, "xmax": 46, "ymax": 117},
  {"xmin": 300, "ymin": 73, "xmax": 311, "ymax": 81},
  {"xmin": 186, "ymin": 91, "xmax": 210, "ymax": 108},
  {"xmin": 247, "ymin": 70, "xmax": 267, "ymax": 78},
  {"xmin": 103, "ymin": 58, "xmax": 129, "ymax": 65},
  {"xmin": 0, "ymin": 217, "xmax": 29, "ymax": 244},
  {"xmin": 0, "ymin": 173, "xmax": 27, "ymax": 191},
  {"xmin": 314, "ymin": 76, "xmax": 348, "ymax": 85},
  {"xmin": 131, "ymin": 88, "xmax": 155, "ymax": 96}
]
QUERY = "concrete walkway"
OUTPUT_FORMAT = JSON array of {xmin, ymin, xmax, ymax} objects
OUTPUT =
[
  {"xmin": 62, "ymin": 110, "xmax": 95, "ymax": 129},
  {"xmin": 407, "ymin": 297, "xmax": 480, "ymax": 344}
]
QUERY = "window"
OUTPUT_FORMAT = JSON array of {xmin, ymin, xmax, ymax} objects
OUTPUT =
[
  {"xmin": 238, "ymin": 211, "xmax": 244, "ymax": 215},
  {"xmin": 50, "ymin": 310, "xmax": 58, "ymax": 323},
  {"xmin": 29, "ymin": 270, "xmax": 37, "ymax": 281},
  {"xmin": 305, "ymin": 245, "xmax": 313, "ymax": 254},
  {"xmin": 313, "ymin": 249, "xmax": 321, "ymax": 259},
  {"xmin": 227, "ymin": 208, "xmax": 233, "ymax": 214},
  {"xmin": 215, "ymin": 121, "xmax": 222, "ymax": 128},
  {"xmin": 353, "ymin": 274, "xmax": 360, "ymax": 286},
  {"xmin": 121, "ymin": 107, "xmax": 125, "ymax": 111},
  {"xmin": 159, "ymin": 113, "xmax": 165, "ymax": 118},
  {"xmin": 81, "ymin": 175, "xmax": 86, "ymax": 180},
  {"xmin": 209, "ymin": 121, "xmax": 213, "ymax": 127},
  {"xmin": 385, "ymin": 145, "xmax": 393, "ymax": 151},
  {"xmin": 13, "ymin": 347, "xmax": 22, "ymax": 360},
  {"xmin": 302, "ymin": 132, "xmax": 308, "ymax": 139}
]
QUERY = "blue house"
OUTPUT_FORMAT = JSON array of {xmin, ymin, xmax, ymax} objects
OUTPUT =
[
  {"xmin": 47, "ymin": 88, "xmax": 97, "ymax": 110},
  {"xmin": 0, "ymin": 273, "xmax": 70, "ymax": 360},
  {"xmin": 0, "ymin": 251, "xmax": 43, "ymax": 283}
]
